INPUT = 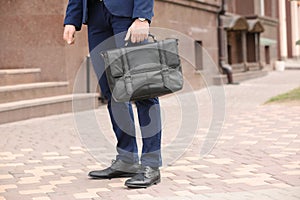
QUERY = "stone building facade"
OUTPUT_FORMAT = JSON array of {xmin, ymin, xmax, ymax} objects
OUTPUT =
[
  {"xmin": 2, "ymin": 0, "xmax": 295, "ymax": 123},
  {"xmin": 226, "ymin": 0, "xmax": 279, "ymax": 71},
  {"xmin": 152, "ymin": 0, "xmax": 279, "ymax": 83},
  {"xmin": 278, "ymin": 0, "xmax": 300, "ymax": 60}
]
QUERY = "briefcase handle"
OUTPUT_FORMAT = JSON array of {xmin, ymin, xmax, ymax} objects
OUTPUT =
[
  {"xmin": 148, "ymin": 33, "xmax": 157, "ymax": 42},
  {"xmin": 125, "ymin": 33, "xmax": 157, "ymax": 46}
]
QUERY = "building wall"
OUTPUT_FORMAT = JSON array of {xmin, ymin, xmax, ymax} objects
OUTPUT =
[
  {"xmin": 264, "ymin": 0, "xmax": 278, "ymax": 18},
  {"xmin": 0, "ymin": 0, "xmax": 89, "ymax": 92},
  {"xmin": 1, "ymin": 0, "xmax": 221, "ymax": 93},
  {"xmin": 260, "ymin": 19, "xmax": 278, "ymax": 68},
  {"xmin": 152, "ymin": 0, "xmax": 220, "ymax": 68},
  {"xmin": 234, "ymin": 0, "xmax": 255, "ymax": 16}
]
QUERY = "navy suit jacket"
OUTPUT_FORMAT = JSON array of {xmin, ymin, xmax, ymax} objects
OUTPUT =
[{"xmin": 64, "ymin": 0, "xmax": 154, "ymax": 31}]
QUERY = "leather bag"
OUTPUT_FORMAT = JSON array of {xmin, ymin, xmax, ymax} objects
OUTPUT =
[{"xmin": 101, "ymin": 35, "xmax": 183, "ymax": 102}]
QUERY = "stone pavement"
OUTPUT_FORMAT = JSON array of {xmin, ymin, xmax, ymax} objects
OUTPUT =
[{"xmin": 0, "ymin": 70, "xmax": 300, "ymax": 200}]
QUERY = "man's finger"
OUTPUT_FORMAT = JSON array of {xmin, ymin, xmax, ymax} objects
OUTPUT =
[
  {"xmin": 131, "ymin": 32, "xmax": 137, "ymax": 43},
  {"xmin": 125, "ymin": 28, "xmax": 131, "ymax": 41},
  {"xmin": 133, "ymin": 34, "xmax": 139, "ymax": 43},
  {"xmin": 141, "ymin": 33, "xmax": 147, "ymax": 42},
  {"xmin": 63, "ymin": 30, "xmax": 69, "ymax": 42},
  {"xmin": 68, "ymin": 30, "xmax": 75, "ymax": 44}
]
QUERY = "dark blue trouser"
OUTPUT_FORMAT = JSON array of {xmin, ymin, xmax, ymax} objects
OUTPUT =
[{"xmin": 87, "ymin": 1, "xmax": 162, "ymax": 167}]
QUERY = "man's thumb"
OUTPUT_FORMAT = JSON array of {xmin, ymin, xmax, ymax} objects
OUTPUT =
[{"xmin": 68, "ymin": 31, "xmax": 74, "ymax": 44}]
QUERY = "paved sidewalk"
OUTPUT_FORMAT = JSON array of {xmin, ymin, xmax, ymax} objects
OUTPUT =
[{"xmin": 0, "ymin": 70, "xmax": 300, "ymax": 200}]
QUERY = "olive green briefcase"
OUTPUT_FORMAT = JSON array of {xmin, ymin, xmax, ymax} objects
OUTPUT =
[{"xmin": 101, "ymin": 35, "xmax": 183, "ymax": 102}]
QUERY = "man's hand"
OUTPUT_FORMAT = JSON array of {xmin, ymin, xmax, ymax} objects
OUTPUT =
[
  {"xmin": 63, "ymin": 25, "xmax": 76, "ymax": 45},
  {"xmin": 125, "ymin": 19, "xmax": 149, "ymax": 43}
]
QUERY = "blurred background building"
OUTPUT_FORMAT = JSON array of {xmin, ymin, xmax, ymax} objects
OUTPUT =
[{"xmin": 0, "ymin": 0, "xmax": 299, "ymax": 123}]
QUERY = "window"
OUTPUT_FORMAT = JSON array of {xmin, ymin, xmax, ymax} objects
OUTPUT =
[
  {"xmin": 195, "ymin": 41, "xmax": 203, "ymax": 71},
  {"xmin": 265, "ymin": 46, "xmax": 270, "ymax": 65}
]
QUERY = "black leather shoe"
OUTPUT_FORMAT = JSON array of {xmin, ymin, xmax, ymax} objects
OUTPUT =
[
  {"xmin": 88, "ymin": 159, "xmax": 140, "ymax": 179},
  {"xmin": 125, "ymin": 166, "xmax": 161, "ymax": 188}
]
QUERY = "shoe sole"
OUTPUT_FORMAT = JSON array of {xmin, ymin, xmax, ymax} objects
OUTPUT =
[
  {"xmin": 89, "ymin": 173, "xmax": 136, "ymax": 179},
  {"xmin": 125, "ymin": 178, "xmax": 161, "ymax": 188}
]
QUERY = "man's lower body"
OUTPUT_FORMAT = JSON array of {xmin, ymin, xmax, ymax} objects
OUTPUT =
[{"xmin": 86, "ymin": 1, "xmax": 162, "ymax": 188}]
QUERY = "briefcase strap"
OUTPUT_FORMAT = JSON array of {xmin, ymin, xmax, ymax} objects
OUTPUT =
[
  {"xmin": 157, "ymin": 41, "xmax": 170, "ymax": 87},
  {"xmin": 120, "ymin": 48, "xmax": 133, "ymax": 95}
]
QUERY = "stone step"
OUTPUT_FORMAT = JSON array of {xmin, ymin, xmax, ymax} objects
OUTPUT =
[
  {"xmin": 0, "ymin": 93, "xmax": 99, "ymax": 124},
  {"xmin": 231, "ymin": 64, "xmax": 246, "ymax": 73},
  {"xmin": 285, "ymin": 62, "xmax": 300, "ymax": 70},
  {"xmin": 213, "ymin": 70, "xmax": 268, "ymax": 85},
  {"xmin": 0, "ymin": 68, "xmax": 41, "ymax": 86},
  {"xmin": 0, "ymin": 82, "xmax": 69, "ymax": 103}
]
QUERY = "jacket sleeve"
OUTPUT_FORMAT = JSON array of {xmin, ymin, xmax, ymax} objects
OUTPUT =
[
  {"xmin": 132, "ymin": 0, "xmax": 154, "ymax": 21},
  {"xmin": 64, "ymin": 0, "xmax": 83, "ymax": 31}
]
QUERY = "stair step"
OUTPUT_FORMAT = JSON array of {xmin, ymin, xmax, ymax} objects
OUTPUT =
[
  {"xmin": 0, "ymin": 68, "xmax": 41, "ymax": 86},
  {"xmin": 285, "ymin": 63, "xmax": 300, "ymax": 70},
  {"xmin": 0, "ymin": 82, "xmax": 69, "ymax": 103},
  {"xmin": 213, "ymin": 70, "xmax": 268, "ymax": 85},
  {"xmin": 0, "ymin": 93, "xmax": 99, "ymax": 124},
  {"xmin": 231, "ymin": 64, "xmax": 246, "ymax": 73}
]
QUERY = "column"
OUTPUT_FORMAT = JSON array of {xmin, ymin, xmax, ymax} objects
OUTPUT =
[
  {"xmin": 242, "ymin": 31, "xmax": 248, "ymax": 71},
  {"xmin": 291, "ymin": 1, "xmax": 300, "ymax": 58},
  {"xmin": 254, "ymin": 0, "xmax": 263, "ymax": 16},
  {"xmin": 257, "ymin": 33, "xmax": 262, "ymax": 68},
  {"xmin": 278, "ymin": 0, "xmax": 288, "ymax": 60}
]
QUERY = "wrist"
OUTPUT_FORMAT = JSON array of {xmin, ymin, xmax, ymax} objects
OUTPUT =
[{"xmin": 135, "ymin": 18, "xmax": 149, "ymax": 24}]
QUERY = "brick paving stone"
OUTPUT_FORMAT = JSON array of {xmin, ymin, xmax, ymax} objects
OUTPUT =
[
  {"xmin": 174, "ymin": 191, "xmax": 195, "ymax": 196},
  {"xmin": 0, "ymin": 174, "xmax": 13, "ymax": 180},
  {"xmin": 2, "ymin": 193, "xmax": 32, "ymax": 200},
  {"xmin": 32, "ymin": 197, "xmax": 51, "ymax": 200},
  {"xmin": 48, "ymin": 193, "xmax": 83, "ymax": 200},
  {"xmin": 202, "ymin": 173, "xmax": 221, "ymax": 179},
  {"xmin": 18, "ymin": 185, "xmax": 56, "ymax": 195},
  {"xmin": 73, "ymin": 192, "xmax": 99, "ymax": 199},
  {"xmin": 108, "ymin": 182, "xmax": 124, "ymax": 188},
  {"xmin": 67, "ymin": 169, "xmax": 85, "ymax": 174},
  {"xmin": 127, "ymin": 194, "xmax": 154, "ymax": 199},
  {"xmin": 187, "ymin": 185, "xmax": 212, "ymax": 191},
  {"xmin": 272, "ymin": 183, "xmax": 293, "ymax": 188},
  {"xmin": 203, "ymin": 158, "xmax": 234, "ymax": 165},
  {"xmin": 0, "ymin": 184, "xmax": 17, "ymax": 193},
  {"xmin": 18, "ymin": 176, "xmax": 41, "ymax": 184},
  {"xmin": 283, "ymin": 170, "xmax": 300, "ymax": 175},
  {"xmin": 160, "ymin": 172, "xmax": 176, "ymax": 178},
  {"xmin": 173, "ymin": 179, "xmax": 191, "ymax": 184}
]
